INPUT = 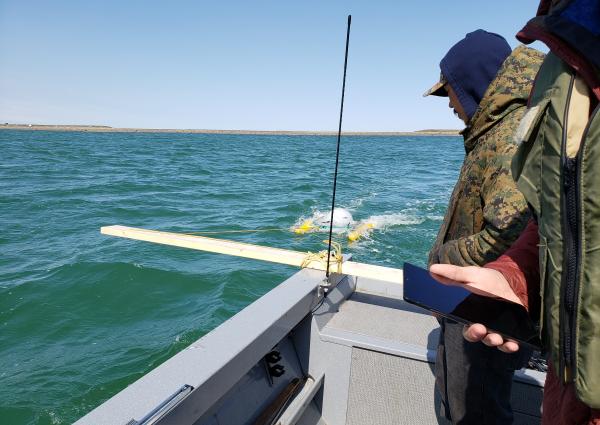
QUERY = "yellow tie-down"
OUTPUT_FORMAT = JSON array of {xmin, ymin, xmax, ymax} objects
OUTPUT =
[{"xmin": 293, "ymin": 219, "xmax": 375, "ymax": 242}]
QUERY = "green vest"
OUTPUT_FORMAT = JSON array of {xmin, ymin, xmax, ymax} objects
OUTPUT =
[{"xmin": 512, "ymin": 53, "xmax": 600, "ymax": 407}]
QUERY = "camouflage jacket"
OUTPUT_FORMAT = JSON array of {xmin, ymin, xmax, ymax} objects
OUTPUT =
[{"xmin": 428, "ymin": 46, "xmax": 545, "ymax": 267}]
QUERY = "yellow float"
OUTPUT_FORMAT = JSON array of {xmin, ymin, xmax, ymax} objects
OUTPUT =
[
  {"xmin": 293, "ymin": 219, "xmax": 319, "ymax": 235},
  {"xmin": 347, "ymin": 222, "xmax": 375, "ymax": 242}
]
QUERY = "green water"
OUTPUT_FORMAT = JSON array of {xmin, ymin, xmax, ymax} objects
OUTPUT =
[{"xmin": 0, "ymin": 130, "xmax": 463, "ymax": 424}]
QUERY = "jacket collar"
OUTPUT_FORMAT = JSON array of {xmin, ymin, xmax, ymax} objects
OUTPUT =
[{"xmin": 517, "ymin": 2, "xmax": 600, "ymax": 101}]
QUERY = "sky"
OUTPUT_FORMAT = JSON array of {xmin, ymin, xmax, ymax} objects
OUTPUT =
[{"xmin": 0, "ymin": 1, "xmax": 548, "ymax": 132}]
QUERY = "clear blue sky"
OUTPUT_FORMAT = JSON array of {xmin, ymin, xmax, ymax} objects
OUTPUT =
[{"xmin": 0, "ymin": 1, "xmax": 547, "ymax": 131}]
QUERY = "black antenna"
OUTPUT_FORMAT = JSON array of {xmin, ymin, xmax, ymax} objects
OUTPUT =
[{"xmin": 326, "ymin": 15, "xmax": 351, "ymax": 279}]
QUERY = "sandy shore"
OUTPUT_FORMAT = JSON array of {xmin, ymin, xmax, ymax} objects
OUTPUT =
[{"xmin": 0, "ymin": 124, "xmax": 460, "ymax": 136}]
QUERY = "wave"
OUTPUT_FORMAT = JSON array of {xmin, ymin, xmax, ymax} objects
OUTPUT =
[
  {"xmin": 358, "ymin": 212, "xmax": 425, "ymax": 229},
  {"xmin": 343, "ymin": 192, "xmax": 377, "ymax": 211},
  {"xmin": 292, "ymin": 207, "xmax": 434, "ymax": 238}
]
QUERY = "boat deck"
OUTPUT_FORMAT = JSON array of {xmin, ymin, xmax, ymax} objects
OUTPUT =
[
  {"xmin": 75, "ymin": 270, "xmax": 545, "ymax": 425},
  {"xmin": 324, "ymin": 290, "xmax": 439, "ymax": 358},
  {"xmin": 317, "ymin": 279, "xmax": 544, "ymax": 424},
  {"xmin": 317, "ymin": 284, "xmax": 444, "ymax": 425}
]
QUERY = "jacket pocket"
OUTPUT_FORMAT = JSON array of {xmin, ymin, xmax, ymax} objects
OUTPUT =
[
  {"xmin": 513, "ymin": 98, "xmax": 551, "ymax": 146},
  {"xmin": 512, "ymin": 98, "xmax": 552, "ymax": 217}
]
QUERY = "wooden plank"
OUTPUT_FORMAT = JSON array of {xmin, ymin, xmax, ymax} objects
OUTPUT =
[
  {"xmin": 342, "ymin": 261, "xmax": 403, "ymax": 285},
  {"xmin": 101, "ymin": 225, "xmax": 403, "ymax": 284}
]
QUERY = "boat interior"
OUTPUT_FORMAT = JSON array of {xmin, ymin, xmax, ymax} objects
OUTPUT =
[{"xmin": 75, "ymin": 264, "xmax": 545, "ymax": 425}]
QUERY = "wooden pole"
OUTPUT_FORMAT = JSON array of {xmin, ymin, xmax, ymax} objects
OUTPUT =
[{"xmin": 101, "ymin": 225, "xmax": 403, "ymax": 285}]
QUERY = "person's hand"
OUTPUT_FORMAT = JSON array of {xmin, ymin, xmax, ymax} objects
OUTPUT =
[
  {"xmin": 461, "ymin": 323, "xmax": 520, "ymax": 353},
  {"xmin": 429, "ymin": 263, "xmax": 522, "ymax": 304},
  {"xmin": 429, "ymin": 263, "xmax": 522, "ymax": 353}
]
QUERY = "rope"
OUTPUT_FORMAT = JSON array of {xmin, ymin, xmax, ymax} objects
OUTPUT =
[
  {"xmin": 187, "ymin": 228, "xmax": 284, "ymax": 235},
  {"xmin": 301, "ymin": 240, "xmax": 343, "ymax": 274}
]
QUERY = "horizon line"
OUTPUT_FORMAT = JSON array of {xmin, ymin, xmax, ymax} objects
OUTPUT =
[{"xmin": 0, "ymin": 123, "xmax": 461, "ymax": 136}]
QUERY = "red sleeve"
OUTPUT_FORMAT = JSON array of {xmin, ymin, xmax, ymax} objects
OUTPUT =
[{"xmin": 484, "ymin": 220, "xmax": 540, "ymax": 314}]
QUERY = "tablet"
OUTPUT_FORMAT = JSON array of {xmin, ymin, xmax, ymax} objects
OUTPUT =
[{"xmin": 402, "ymin": 262, "xmax": 541, "ymax": 350}]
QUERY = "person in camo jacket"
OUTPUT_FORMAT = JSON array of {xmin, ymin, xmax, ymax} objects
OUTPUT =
[{"xmin": 423, "ymin": 30, "xmax": 544, "ymax": 424}]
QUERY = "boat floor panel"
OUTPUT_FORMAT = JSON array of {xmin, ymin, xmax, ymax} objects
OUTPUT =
[
  {"xmin": 346, "ymin": 347, "xmax": 449, "ymax": 425},
  {"xmin": 323, "ymin": 291, "xmax": 439, "ymax": 352}
]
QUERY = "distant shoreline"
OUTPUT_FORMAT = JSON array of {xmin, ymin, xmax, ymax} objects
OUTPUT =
[{"xmin": 0, "ymin": 124, "xmax": 460, "ymax": 136}]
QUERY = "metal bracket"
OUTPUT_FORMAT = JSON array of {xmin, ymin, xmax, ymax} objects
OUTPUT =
[{"xmin": 125, "ymin": 384, "xmax": 193, "ymax": 425}]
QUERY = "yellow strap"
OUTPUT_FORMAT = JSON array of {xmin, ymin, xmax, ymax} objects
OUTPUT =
[{"xmin": 300, "ymin": 240, "xmax": 343, "ymax": 273}]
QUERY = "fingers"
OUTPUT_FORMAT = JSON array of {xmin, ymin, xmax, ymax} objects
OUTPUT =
[
  {"xmin": 429, "ymin": 263, "xmax": 473, "ymax": 285},
  {"xmin": 429, "ymin": 263, "xmax": 500, "ymax": 287},
  {"xmin": 482, "ymin": 333, "xmax": 504, "ymax": 346},
  {"xmin": 482, "ymin": 333, "xmax": 519, "ymax": 353},
  {"xmin": 462, "ymin": 325, "xmax": 520, "ymax": 353},
  {"xmin": 499, "ymin": 340, "xmax": 520, "ymax": 353},
  {"xmin": 429, "ymin": 271, "xmax": 457, "ymax": 286},
  {"xmin": 463, "ymin": 323, "xmax": 487, "ymax": 342},
  {"xmin": 429, "ymin": 264, "xmax": 487, "ymax": 287},
  {"xmin": 429, "ymin": 264, "xmax": 522, "ymax": 305}
]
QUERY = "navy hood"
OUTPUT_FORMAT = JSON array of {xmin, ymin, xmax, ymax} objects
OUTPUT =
[{"xmin": 440, "ymin": 30, "xmax": 512, "ymax": 121}]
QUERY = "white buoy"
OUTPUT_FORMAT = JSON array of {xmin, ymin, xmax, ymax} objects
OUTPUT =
[
  {"xmin": 330, "ymin": 208, "xmax": 354, "ymax": 228},
  {"xmin": 293, "ymin": 208, "xmax": 354, "ymax": 234},
  {"xmin": 314, "ymin": 208, "xmax": 354, "ymax": 231}
]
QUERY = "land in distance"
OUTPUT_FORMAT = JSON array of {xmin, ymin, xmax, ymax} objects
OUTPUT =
[{"xmin": 0, "ymin": 123, "xmax": 460, "ymax": 136}]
